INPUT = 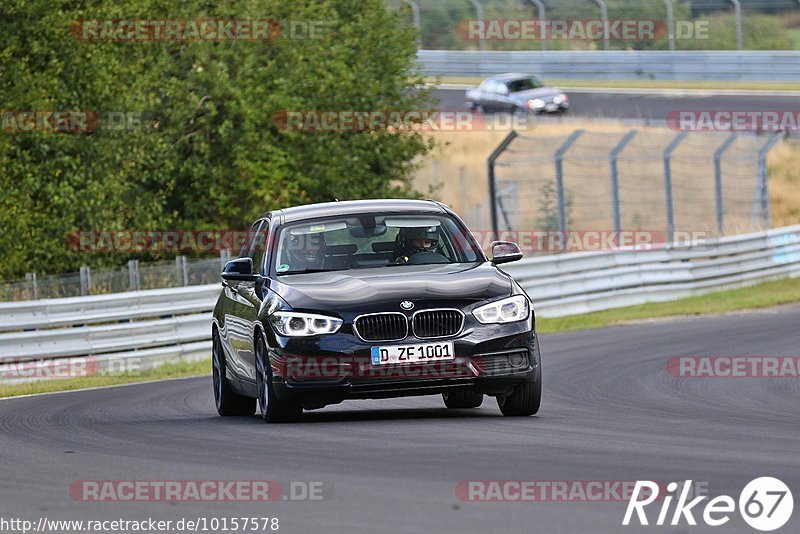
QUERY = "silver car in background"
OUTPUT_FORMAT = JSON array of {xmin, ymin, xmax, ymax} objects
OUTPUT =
[{"xmin": 465, "ymin": 73, "xmax": 569, "ymax": 114}]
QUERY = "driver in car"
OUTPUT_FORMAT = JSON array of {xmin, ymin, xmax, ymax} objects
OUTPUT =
[
  {"xmin": 285, "ymin": 232, "xmax": 326, "ymax": 271},
  {"xmin": 395, "ymin": 227, "xmax": 449, "ymax": 264}
]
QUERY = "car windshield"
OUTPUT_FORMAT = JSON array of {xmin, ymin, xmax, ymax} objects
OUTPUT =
[
  {"xmin": 506, "ymin": 77, "xmax": 544, "ymax": 92},
  {"xmin": 273, "ymin": 214, "xmax": 481, "ymax": 275}
]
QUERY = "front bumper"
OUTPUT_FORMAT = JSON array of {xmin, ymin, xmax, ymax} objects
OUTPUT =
[{"xmin": 266, "ymin": 318, "xmax": 540, "ymax": 403}]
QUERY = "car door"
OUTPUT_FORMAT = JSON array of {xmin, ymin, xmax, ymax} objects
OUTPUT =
[{"xmin": 224, "ymin": 219, "xmax": 269, "ymax": 384}]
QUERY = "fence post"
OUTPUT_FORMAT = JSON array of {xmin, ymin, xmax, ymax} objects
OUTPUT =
[
  {"xmin": 128, "ymin": 259, "xmax": 140, "ymax": 291},
  {"xmin": 729, "ymin": 0, "xmax": 743, "ymax": 51},
  {"xmin": 25, "ymin": 272, "xmax": 38, "ymax": 300},
  {"xmin": 555, "ymin": 130, "xmax": 585, "ymax": 233},
  {"xmin": 592, "ymin": 0, "xmax": 610, "ymax": 51},
  {"xmin": 529, "ymin": 0, "xmax": 547, "ymax": 51},
  {"xmin": 609, "ymin": 130, "xmax": 638, "ymax": 234},
  {"xmin": 663, "ymin": 0, "xmax": 675, "ymax": 51},
  {"xmin": 404, "ymin": 0, "xmax": 421, "ymax": 48},
  {"xmin": 487, "ymin": 131, "xmax": 519, "ymax": 238},
  {"xmin": 79, "ymin": 266, "xmax": 92, "ymax": 296},
  {"xmin": 663, "ymin": 131, "xmax": 688, "ymax": 241},
  {"xmin": 756, "ymin": 132, "xmax": 786, "ymax": 229},
  {"xmin": 713, "ymin": 133, "xmax": 738, "ymax": 235},
  {"xmin": 176, "ymin": 256, "xmax": 189, "ymax": 286},
  {"xmin": 467, "ymin": 0, "xmax": 485, "ymax": 51}
]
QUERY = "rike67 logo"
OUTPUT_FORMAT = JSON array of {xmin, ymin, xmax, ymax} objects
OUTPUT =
[{"xmin": 623, "ymin": 477, "xmax": 793, "ymax": 531}]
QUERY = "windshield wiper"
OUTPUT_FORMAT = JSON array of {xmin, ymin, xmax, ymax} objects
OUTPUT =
[{"xmin": 276, "ymin": 268, "xmax": 348, "ymax": 276}]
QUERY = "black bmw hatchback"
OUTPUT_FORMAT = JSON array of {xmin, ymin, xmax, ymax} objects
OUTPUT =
[{"xmin": 212, "ymin": 199, "xmax": 541, "ymax": 422}]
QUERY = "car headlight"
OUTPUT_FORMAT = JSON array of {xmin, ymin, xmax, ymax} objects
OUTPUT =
[
  {"xmin": 553, "ymin": 94, "xmax": 566, "ymax": 105},
  {"xmin": 527, "ymin": 98, "xmax": 545, "ymax": 110},
  {"xmin": 473, "ymin": 295, "xmax": 530, "ymax": 324},
  {"xmin": 269, "ymin": 312, "xmax": 343, "ymax": 337}
]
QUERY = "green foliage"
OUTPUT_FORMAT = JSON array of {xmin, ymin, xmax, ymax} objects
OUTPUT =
[{"xmin": 0, "ymin": 0, "xmax": 436, "ymax": 279}]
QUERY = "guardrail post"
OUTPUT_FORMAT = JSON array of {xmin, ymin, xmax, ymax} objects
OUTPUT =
[
  {"xmin": 25, "ymin": 272, "xmax": 38, "ymax": 300},
  {"xmin": 663, "ymin": 0, "xmax": 675, "ymax": 51},
  {"xmin": 756, "ymin": 132, "xmax": 786, "ymax": 229},
  {"xmin": 529, "ymin": 0, "xmax": 547, "ymax": 51},
  {"xmin": 128, "ymin": 259, "xmax": 140, "ymax": 291},
  {"xmin": 729, "ymin": 0, "xmax": 743, "ymax": 50},
  {"xmin": 488, "ymin": 130, "xmax": 519, "ymax": 237},
  {"xmin": 555, "ymin": 130, "xmax": 585, "ymax": 232},
  {"xmin": 592, "ymin": 0, "xmax": 610, "ymax": 50},
  {"xmin": 713, "ymin": 133, "xmax": 737, "ymax": 235},
  {"xmin": 663, "ymin": 131, "xmax": 688, "ymax": 241},
  {"xmin": 609, "ymin": 130, "xmax": 638, "ymax": 234},
  {"xmin": 176, "ymin": 256, "xmax": 189, "ymax": 286},
  {"xmin": 79, "ymin": 266, "xmax": 92, "ymax": 296},
  {"xmin": 467, "ymin": 0, "xmax": 485, "ymax": 51},
  {"xmin": 403, "ymin": 0, "xmax": 421, "ymax": 49}
]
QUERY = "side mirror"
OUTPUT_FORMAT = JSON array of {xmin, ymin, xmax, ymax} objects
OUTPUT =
[
  {"xmin": 221, "ymin": 257, "xmax": 259, "ymax": 282},
  {"xmin": 490, "ymin": 241, "xmax": 523, "ymax": 265}
]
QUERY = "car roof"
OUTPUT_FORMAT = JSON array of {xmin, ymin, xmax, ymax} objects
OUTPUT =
[
  {"xmin": 487, "ymin": 73, "xmax": 538, "ymax": 82},
  {"xmin": 266, "ymin": 199, "xmax": 448, "ymax": 224}
]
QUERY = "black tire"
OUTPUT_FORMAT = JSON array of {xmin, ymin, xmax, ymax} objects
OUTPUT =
[
  {"xmin": 212, "ymin": 331, "xmax": 256, "ymax": 416},
  {"xmin": 442, "ymin": 390, "xmax": 483, "ymax": 409},
  {"xmin": 256, "ymin": 335, "xmax": 302, "ymax": 423},
  {"xmin": 497, "ymin": 376, "xmax": 541, "ymax": 417}
]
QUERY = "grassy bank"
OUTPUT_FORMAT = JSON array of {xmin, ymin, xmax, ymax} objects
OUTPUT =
[{"xmin": 0, "ymin": 358, "xmax": 209, "ymax": 399}]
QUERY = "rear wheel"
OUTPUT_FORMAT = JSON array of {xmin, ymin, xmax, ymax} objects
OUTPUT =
[
  {"xmin": 497, "ymin": 377, "xmax": 541, "ymax": 417},
  {"xmin": 256, "ymin": 335, "xmax": 302, "ymax": 423},
  {"xmin": 442, "ymin": 390, "xmax": 483, "ymax": 409},
  {"xmin": 212, "ymin": 331, "xmax": 256, "ymax": 416}
]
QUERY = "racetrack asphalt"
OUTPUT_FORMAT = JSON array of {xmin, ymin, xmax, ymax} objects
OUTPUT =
[
  {"xmin": 434, "ymin": 87, "xmax": 800, "ymax": 123},
  {"xmin": 1, "ymin": 305, "xmax": 798, "ymax": 533}
]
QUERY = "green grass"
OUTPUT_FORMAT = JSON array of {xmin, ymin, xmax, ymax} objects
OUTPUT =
[
  {"xmin": 537, "ymin": 276, "xmax": 800, "ymax": 334},
  {"xmin": 0, "ymin": 358, "xmax": 210, "ymax": 399},
  {"xmin": 430, "ymin": 76, "xmax": 800, "ymax": 92},
  {"xmin": 3, "ymin": 277, "xmax": 800, "ymax": 399}
]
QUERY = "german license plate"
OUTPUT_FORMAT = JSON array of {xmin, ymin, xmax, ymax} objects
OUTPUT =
[
  {"xmin": 371, "ymin": 341, "xmax": 455, "ymax": 365},
  {"xmin": 545, "ymin": 103, "xmax": 558, "ymax": 112}
]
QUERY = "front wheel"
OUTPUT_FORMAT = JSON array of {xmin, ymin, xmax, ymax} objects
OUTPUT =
[
  {"xmin": 256, "ymin": 336, "xmax": 302, "ymax": 423},
  {"xmin": 212, "ymin": 332, "xmax": 256, "ymax": 416},
  {"xmin": 443, "ymin": 390, "xmax": 483, "ymax": 409},
  {"xmin": 497, "ymin": 377, "xmax": 541, "ymax": 417}
]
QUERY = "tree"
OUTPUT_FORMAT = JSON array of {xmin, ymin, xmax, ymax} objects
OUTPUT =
[{"xmin": 0, "ymin": 0, "xmax": 436, "ymax": 279}]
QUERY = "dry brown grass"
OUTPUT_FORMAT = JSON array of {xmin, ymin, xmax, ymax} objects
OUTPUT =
[
  {"xmin": 767, "ymin": 140, "xmax": 800, "ymax": 227},
  {"xmin": 415, "ymin": 121, "xmax": 800, "ymax": 231}
]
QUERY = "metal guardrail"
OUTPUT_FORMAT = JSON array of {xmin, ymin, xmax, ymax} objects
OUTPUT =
[
  {"xmin": 1, "ymin": 225, "xmax": 799, "ymax": 383},
  {"xmin": 417, "ymin": 50, "xmax": 800, "ymax": 81},
  {"xmin": 502, "ymin": 225, "xmax": 800, "ymax": 316}
]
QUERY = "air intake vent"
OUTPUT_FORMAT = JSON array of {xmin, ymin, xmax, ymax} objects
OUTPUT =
[
  {"xmin": 354, "ymin": 313, "xmax": 408, "ymax": 342},
  {"xmin": 413, "ymin": 309, "xmax": 464, "ymax": 339}
]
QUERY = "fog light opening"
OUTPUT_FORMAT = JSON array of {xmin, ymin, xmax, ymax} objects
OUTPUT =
[{"xmin": 508, "ymin": 353, "xmax": 527, "ymax": 368}]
